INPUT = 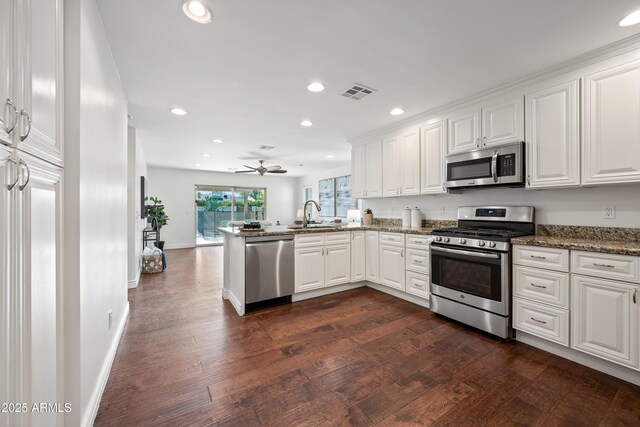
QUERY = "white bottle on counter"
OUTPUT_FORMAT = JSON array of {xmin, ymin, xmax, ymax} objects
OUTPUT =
[
  {"xmin": 402, "ymin": 207, "xmax": 411, "ymax": 227},
  {"xmin": 411, "ymin": 207, "xmax": 422, "ymax": 228}
]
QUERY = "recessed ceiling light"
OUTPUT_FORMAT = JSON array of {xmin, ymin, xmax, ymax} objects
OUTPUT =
[
  {"xmin": 180, "ymin": 0, "xmax": 212, "ymax": 24},
  {"xmin": 326, "ymin": 155, "xmax": 334, "ymax": 158},
  {"xmin": 171, "ymin": 107, "xmax": 188, "ymax": 116},
  {"xmin": 195, "ymin": 163, "xmax": 201, "ymax": 166},
  {"xmin": 620, "ymin": 10, "xmax": 640, "ymax": 26},
  {"xmin": 300, "ymin": 120, "xmax": 313, "ymax": 127},
  {"xmin": 202, "ymin": 154, "xmax": 210, "ymax": 158},
  {"xmin": 212, "ymin": 138, "xmax": 224, "ymax": 144},
  {"xmin": 307, "ymin": 82, "xmax": 325, "ymax": 92},
  {"xmin": 390, "ymin": 108, "xmax": 405, "ymax": 116}
]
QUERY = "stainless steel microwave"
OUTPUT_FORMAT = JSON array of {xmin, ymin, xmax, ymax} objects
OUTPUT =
[{"xmin": 445, "ymin": 142, "xmax": 525, "ymax": 189}]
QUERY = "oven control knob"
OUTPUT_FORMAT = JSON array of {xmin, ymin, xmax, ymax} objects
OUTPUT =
[
  {"xmin": 477, "ymin": 241, "xmax": 485, "ymax": 247},
  {"xmin": 435, "ymin": 236, "xmax": 442, "ymax": 242},
  {"xmin": 443, "ymin": 237, "xmax": 450, "ymax": 243},
  {"xmin": 488, "ymin": 241, "xmax": 496, "ymax": 248},
  {"xmin": 459, "ymin": 238, "xmax": 467, "ymax": 244}
]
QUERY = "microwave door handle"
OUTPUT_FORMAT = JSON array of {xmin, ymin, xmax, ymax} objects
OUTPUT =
[
  {"xmin": 491, "ymin": 151, "xmax": 498, "ymax": 183},
  {"xmin": 431, "ymin": 245, "xmax": 500, "ymax": 259}
]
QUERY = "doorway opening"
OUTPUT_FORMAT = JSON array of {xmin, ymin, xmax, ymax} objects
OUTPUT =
[{"xmin": 195, "ymin": 185, "xmax": 266, "ymax": 245}]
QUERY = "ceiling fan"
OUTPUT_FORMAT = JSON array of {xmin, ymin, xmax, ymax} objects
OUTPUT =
[{"xmin": 234, "ymin": 160, "xmax": 287, "ymax": 176}]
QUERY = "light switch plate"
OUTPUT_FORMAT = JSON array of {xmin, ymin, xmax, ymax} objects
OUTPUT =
[{"xmin": 602, "ymin": 205, "xmax": 615, "ymax": 219}]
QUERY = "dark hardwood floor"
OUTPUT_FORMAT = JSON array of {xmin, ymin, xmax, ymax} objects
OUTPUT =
[{"xmin": 95, "ymin": 246, "xmax": 640, "ymax": 426}]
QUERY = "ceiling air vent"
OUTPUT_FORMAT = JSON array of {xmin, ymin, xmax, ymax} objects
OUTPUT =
[
  {"xmin": 259, "ymin": 145, "xmax": 276, "ymax": 150},
  {"xmin": 341, "ymin": 83, "xmax": 377, "ymax": 100}
]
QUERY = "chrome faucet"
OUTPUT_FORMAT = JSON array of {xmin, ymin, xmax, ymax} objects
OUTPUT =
[{"xmin": 302, "ymin": 200, "xmax": 321, "ymax": 228}]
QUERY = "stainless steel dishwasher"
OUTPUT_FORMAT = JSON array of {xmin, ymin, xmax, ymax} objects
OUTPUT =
[{"xmin": 245, "ymin": 235, "xmax": 295, "ymax": 306}]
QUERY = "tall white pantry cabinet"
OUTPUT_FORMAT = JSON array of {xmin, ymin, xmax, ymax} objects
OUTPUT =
[{"xmin": 1, "ymin": 0, "xmax": 64, "ymax": 426}]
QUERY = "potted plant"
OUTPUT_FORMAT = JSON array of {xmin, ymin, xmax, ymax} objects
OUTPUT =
[
  {"xmin": 363, "ymin": 208, "xmax": 374, "ymax": 226},
  {"xmin": 145, "ymin": 196, "xmax": 170, "ymax": 250}
]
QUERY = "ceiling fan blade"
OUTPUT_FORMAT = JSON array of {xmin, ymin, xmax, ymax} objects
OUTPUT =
[
  {"xmin": 242, "ymin": 165, "xmax": 259, "ymax": 170},
  {"xmin": 267, "ymin": 169, "xmax": 287, "ymax": 174},
  {"xmin": 234, "ymin": 170, "xmax": 256, "ymax": 173},
  {"xmin": 266, "ymin": 165, "xmax": 282, "ymax": 171}
]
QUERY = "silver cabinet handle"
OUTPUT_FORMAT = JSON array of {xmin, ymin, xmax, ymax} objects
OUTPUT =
[
  {"xmin": 531, "ymin": 283, "xmax": 547, "ymax": 289},
  {"xmin": 634, "ymin": 289, "xmax": 637, "ymax": 304},
  {"xmin": 6, "ymin": 158, "xmax": 19, "ymax": 191},
  {"xmin": 18, "ymin": 160, "xmax": 30, "ymax": 191},
  {"xmin": 19, "ymin": 109, "xmax": 31, "ymax": 142},
  {"xmin": 491, "ymin": 151, "xmax": 498, "ymax": 183},
  {"xmin": 593, "ymin": 263, "xmax": 615, "ymax": 269},
  {"xmin": 4, "ymin": 98, "xmax": 18, "ymax": 134},
  {"xmin": 321, "ymin": 248, "xmax": 324, "ymax": 256},
  {"xmin": 530, "ymin": 317, "xmax": 547, "ymax": 325},
  {"xmin": 401, "ymin": 249, "xmax": 404, "ymax": 258},
  {"xmin": 415, "ymin": 260, "xmax": 423, "ymax": 264},
  {"xmin": 482, "ymin": 136, "xmax": 487, "ymax": 146},
  {"xmin": 352, "ymin": 234, "xmax": 355, "ymax": 240},
  {"xmin": 530, "ymin": 255, "xmax": 546, "ymax": 260},
  {"xmin": 476, "ymin": 137, "xmax": 480, "ymax": 147},
  {"xmin": 527, "ymin": 175, "xmax": 531, "ymax": 186}
]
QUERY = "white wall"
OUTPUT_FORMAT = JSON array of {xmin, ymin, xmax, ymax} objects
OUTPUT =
[
  {"xmin": 296, "ymin": 164, "xmax": 356, "ymax": 220},
  {"xmin": 64, "ymin": 0, "xmax": 129, "ymax": 425},
  {"xmin": 362, "ymin": 184, "xmax": 640, "ymax": 228},
  {"xmin": 127, "ymin": 127, "xmax": 147, "ymax": 288},
  {"xmin": 147, "ymin": 166, "xmax": 299, "ymax": 249}
]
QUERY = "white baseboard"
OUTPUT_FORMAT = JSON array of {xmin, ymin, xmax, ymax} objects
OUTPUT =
[
  {"xmin": 366, "ymin": 282, "xmax": 430, "ymax": 309},
  {"xmin": 227, "ymin": 290, "xmax": 244, "ymax": 316},
  {"xmin": 292, "ymin": 282, "xmax": 366, "ymax": 302},
  {"xmin": 82, "ymin": 302, "xmax": 130, "ymax": 427},
  {"xmin": 164, "ymin": 242, "xmax": 195, "ymax": 250},
  {"xmin": 222, "ymin": 289, "xmax": 229, "ymax": 299},
  {"xmin": 516, "ymin": 331, "xmax": 640, "ymax": 386},
  {"xmin": 127, "ymin": 269, "xmax": 141, "ymax": 289}
]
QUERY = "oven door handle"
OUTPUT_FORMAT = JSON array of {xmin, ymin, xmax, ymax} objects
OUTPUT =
[
  {"xmin": 431, "ymin": 245, "xmax": 500, "ymax": 259},
  {"xmin": 491, "ymin": 151, "xmax": 498, "ymax": 183}
]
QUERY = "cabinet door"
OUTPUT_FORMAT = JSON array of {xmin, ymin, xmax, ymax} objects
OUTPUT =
[
  {"xmin": 15, "ymin": 0, "xmax": 63, "ymax": 165},
  {"xmin": 0, "ymin": 146, "xmax": 13, "ymax": 414},
  {"xmin": 572, "ymin": 275, "xmax": 639, "ymax": 369},
  {"xmin": 351, "ymin": 145, "xmax": 366, "ymax": 199},
  {"xmin": 420, "ymin": 120, "xmax": 447, "ymax": 194},
  {"xmin": 526, "ymin": 80, "xmax": 580, "ymax": 188},
  {"xmin": 295, "ymin": 247, "xmax": 325, "ymax": 292},
  {"xmin": 379, "ymin": 244, "xmax": 405, "ymax": 290},
  {"xmin": 448, "ymin": 109, "xmax": 480, "ymax": 154},
  {"xmin": 0, "ymin": 0, "xmax": 16, "ymax": 146},
  {"xmin": 481, "ymin": 96, "xmax": 524, "ymax": 147},
  {"xmin": 399, "ymin": 128, "xmax": 420, "ymax": 195},
  {"xmin": 16, "ymin": 153, "xmax": 63, "ymax": 427},
  {"xmin": 382, "ymin": 135, "xmax": 399, "ymax": 197},
  {"xmin": 325, "ymin": 244, "xmax": 350, "ymax": 287},
  {"xmin": 365, "ymin": 141, "xmax": 382, "ymax": 198},
  {"xmin": 350, "ymin": 231, "xmax": 365, "ymax": 282},
  {"xmin": 365, "ymin": 231, "xmax": 379, "ymax": 283},
  {"xmin": 583, "ymin": 60, "xmax": 640, "ymax": 185}
]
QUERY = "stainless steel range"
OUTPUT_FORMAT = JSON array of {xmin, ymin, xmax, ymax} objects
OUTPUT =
[{"xmin": 429, "ymin": 206, "xmax": 535, "ymax": 339}]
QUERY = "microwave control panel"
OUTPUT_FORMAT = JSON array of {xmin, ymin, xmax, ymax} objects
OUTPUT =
[{"xmin": 498, "ymin": 154, "xmax": 516, "ymax": 176}]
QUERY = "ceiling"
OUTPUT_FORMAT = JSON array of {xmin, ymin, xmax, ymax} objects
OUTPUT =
[{"xmin": 96, "ymin": 0, "xmax": 640, "ymax": 177}]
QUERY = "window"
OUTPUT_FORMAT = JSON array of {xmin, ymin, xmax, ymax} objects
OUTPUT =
[{"xmin": 318, "ymin": 175, "xmax": 356, "ymax": 218}]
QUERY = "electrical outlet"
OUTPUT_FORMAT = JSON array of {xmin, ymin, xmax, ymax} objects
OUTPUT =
[
  {"xmin": 108, "ymin": 310, "xmax": 113, "ymax": 329},
  {"xmin": 602, "ymin": 205, "xmax": 615, "ymax": 219}
]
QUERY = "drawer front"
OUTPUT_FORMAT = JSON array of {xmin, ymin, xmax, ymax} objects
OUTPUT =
[
  {"xmin": 405, "ymin": 248, "xmax": 429, "ymax": 274},
  {"xmin": 406, "ymin": 271, "xmax": 430, "ymax": 300},
  {"xmin": 513, "ymin": 245, "xmax": 569, "ymax": 272},
  {"xmin": 513, "ymin": 298, "xmax": 569, "ymax": 346},
  {"xmin": 295, "ymin": 233, "xmax": 325, "ymax": 247},
  {"xmin": 406, "ymin": 235, "xmax": 432, "ymax": 249},
  {"xmin": 514, "ymin": 265, "xmax": 569, "ymax": 308},
  {"xmin": 380, "ymin": 232, "xmax": 405, "ymax": 247},
  {"xmin": 571, "ymin": 251, "xmax": 640, "ymax": 283},
  {"xmin": 325, "ymin": 231, "xmax": 351, "ymax": 245}
]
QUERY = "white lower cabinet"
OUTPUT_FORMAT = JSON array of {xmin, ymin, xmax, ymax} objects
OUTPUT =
[
  {"xmin": 365, "ymin": 231, "xmax": 380, "ymax": 283},
  {"xmin": 350, "ymin": 231, "xmax": 365, "ymax": 282},
  {"xmin": 294, "ymin": 233, "xmax": 351, "ymax": 292},
  {"xmin": 571, "ymin": 274, "xmax": 639, "ymax": 370},
  {"xmin": 514, "ymin": 298, "xmax": 569, "ymax": 346},
  {"xmin": 406, "ymin": 271, "xmax": 430, "ymax": 300},
  {"xmin": 379, "ymin": 244, "xmax": 405, "ymax": 290}
]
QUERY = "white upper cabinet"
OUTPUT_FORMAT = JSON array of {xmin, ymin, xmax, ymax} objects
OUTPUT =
[
  {"xmin": 481, "ymin": 97, "xmax": 524, "ymax": 147},
  {"xmin": 420, "ymin": 120, "xmax": 447, "ymax": 194},
  {"xmin": 351, "ymin": 145, "xmax": 365, "ymax": 198},
  {"xmin": 448, "ymin": 108, "xmax": 480, "ymax": 154},
  {"xmin": 0, "ymin": 0, "xmax": 16, "ymax": 146},
  {"xmin": 382, "ymin": 134, "xmax": 400, "ymax": 197},
  {"xmin": 14, "ymin": 0, "xmax": 63, "ymax": 165},
  {"xmin": 526, "ymin": 79, "xmax": 580, "ymax": 188},
  {"xmin": 447, "ymin": 97, "xmax": 524, "ymax": 154},
  {"xmin": 364, "ymin": 140, "xmax": 382, "ymax": 198},
  {"xmin": 0, "ymin": 146, "xmax": 11, "ymax": 409},
  {"xmin": 583, "ymin": 59, "xmax": 640, "ymax": 185},
  {"xmin": 382, "ymin": 128, "xmax": 420, "ymax": 197}
]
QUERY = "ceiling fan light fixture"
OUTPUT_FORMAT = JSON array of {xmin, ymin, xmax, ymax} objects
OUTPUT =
[{"xmin": 180, "ymin": 0, "xmax": 213, "ymax": 24}]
